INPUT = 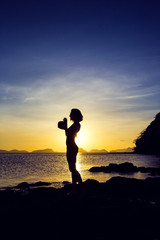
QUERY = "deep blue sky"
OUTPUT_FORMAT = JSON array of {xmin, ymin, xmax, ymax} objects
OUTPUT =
[
  {"xmin": 1, "ymin": 0, "xmax": 160, "ymax": 84},
  {"xmin": 0, "ymin": 0, "xmax": 160, "ymax": 151}
]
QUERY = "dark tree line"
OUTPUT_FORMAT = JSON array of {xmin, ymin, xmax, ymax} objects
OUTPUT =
[{"xmin": 134, "ymin": 112, "xmax": 160, "ymax": 154}]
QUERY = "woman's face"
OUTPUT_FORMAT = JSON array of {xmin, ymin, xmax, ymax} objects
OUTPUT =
[
  {"xmin": 70, "ymin": 111, "xmax": 76, "ymax": 121},
  {"xmin": 69, "ymin": 111, "xmax": 73, "ymax": 121}
]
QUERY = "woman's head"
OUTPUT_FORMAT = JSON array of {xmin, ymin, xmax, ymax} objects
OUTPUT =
[{"xmin": 70, "ymin": 108, "xmax": 83, "ymax": 122}]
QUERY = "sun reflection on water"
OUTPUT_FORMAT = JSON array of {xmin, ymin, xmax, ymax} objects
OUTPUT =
[{"xmin": 76, "ymin": 153, "xmax": 82, "ymax": 171}]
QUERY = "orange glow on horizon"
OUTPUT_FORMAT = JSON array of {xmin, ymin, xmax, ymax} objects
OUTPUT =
[{"xmin": 0, "ymin": 112, "xmax": 149, "ymax": 153}]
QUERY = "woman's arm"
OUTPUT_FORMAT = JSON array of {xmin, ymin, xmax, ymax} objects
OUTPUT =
[{"xmin": 63, "ymin": 118, "xmax": 68, "ymax": 135}]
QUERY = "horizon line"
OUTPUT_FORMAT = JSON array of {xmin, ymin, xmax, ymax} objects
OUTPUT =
[{"xmin": 0, "ymin": 147, "xmax": 134, "ymax": 153}]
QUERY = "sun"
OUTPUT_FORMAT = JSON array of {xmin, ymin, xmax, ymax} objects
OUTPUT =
[{"xmin": 75, "ymin": 129, "xmax": 87, "ymax": 146}]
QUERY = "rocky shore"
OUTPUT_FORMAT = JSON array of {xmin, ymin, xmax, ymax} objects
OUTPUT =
[
  {"xmin": 89, "ymin": 162, "xmax": 160, "ymax": 176},
  {"xmin": 1, "ymin": 176, "xmax": 160, "ymax": 240}
]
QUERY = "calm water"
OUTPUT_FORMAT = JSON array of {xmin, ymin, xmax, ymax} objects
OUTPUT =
[{"xmin": 0, "ymin": 153, "xmax": 160, "ymax": 189}]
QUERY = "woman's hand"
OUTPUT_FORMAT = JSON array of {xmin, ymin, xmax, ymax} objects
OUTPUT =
[
  {"xmin": 63, "ymin": 118, "xmax": 67, "ymax": 123},
  {"xmin": 63, "ymin": 118, "xmax": 67, "ymax": 129}
]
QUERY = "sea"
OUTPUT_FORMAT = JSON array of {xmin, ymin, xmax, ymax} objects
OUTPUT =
[{"xmin": 0, "ymin": 152, "xmax": 160, "ymax": 190}]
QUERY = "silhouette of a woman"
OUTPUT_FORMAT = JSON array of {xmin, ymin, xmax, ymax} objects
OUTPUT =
[{"xmin": 59, "ymin": 108, "xmax": 84, "ymax": 195}]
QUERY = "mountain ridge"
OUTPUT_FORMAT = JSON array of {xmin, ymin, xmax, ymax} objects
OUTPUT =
[
  {"xmin": 0, "ymin": 147, "xmax": 134, "ymax": 153},
  {"xmin": 0, "ymin": 148, "xmax": 54, "ymax": 153}
]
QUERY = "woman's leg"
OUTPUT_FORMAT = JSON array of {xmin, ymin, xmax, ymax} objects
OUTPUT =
[
  {"xmin": 68, "ymin": 153, "xmax": 82, "ymax": 185},
  {"xmin": 67, "ymin": 151, "xmax": 85, "ymax": 195},
  {"xmin": 72, "ymin": 169, "xmax": 82, "ymax": 185}
]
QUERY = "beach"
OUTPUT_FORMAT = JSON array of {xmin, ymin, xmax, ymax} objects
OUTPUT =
[{"xmin": 1, "ymin": 176, "xmax": 160, "ymax": 240}]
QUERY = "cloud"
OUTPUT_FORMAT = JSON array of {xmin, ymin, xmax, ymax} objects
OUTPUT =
[
  {"xmin": 100, "ymin": 92, "xmax": 160, "ymax": 100},
  {"xmin": 0, "ymin": 68, "xmax": 159, "ymax": 125}
]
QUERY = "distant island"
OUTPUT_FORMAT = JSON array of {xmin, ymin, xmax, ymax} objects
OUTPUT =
[
  {"xmin": 110, "ymin": 147, "xmax": 133, "ymax": 153},
  {"xmin": 89, "ymin": 149, "xmax": 108, "ymax": 153},
  {"xmin": 32, "ymin": 148, "xmax": 54, "ymax": 153},
  {"xmin": 0, "ymin": 147, "xmax": 135, "ymax": 153},
  {"xmin": 0, "ymin": 149, "xmax": 29, "ymax": 153},
  {"xmin": 0, "ymin": 148, "xmax": 54, "ymax": 153}
]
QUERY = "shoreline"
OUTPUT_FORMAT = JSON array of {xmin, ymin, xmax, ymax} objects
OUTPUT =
[
  {"xmin": 1, "ymin": 161, "xmax": 160, "ymax": 190},
  {"xmin": 1, "ymin": 176, "xmax": 160, "ymax": 240}
]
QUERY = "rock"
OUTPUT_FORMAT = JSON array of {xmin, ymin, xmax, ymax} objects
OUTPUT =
[
  {"xmin": 15, "ymin": 181, "xmax": 51, "ymax": 188},
  {"xmin": 84, "ymin": 179, "xmax": 99, "ymax": 185},
  {"xmin": 89, "ymin": 162, "xmax": 160, "ymax": 176},
  {"xmin": 30, "ymin": 181, "xmax": 52, "ymax": 187},
  {"xmin": 84, "ymin": 179, "xmax": 100, "ymax": 194},
  {"xmin": 89, "ymin": 162, "xmax": 138, "ymax": 173},
  {"xmin": 89, "ymin": 166, "xmax": 108, "ymax": 172},
  {"xmin": 63, "ymin": 181, "xmax": 71, "ymax": 185},
  {"xmin": 108, "ymin": 162, "xmax": 138, "ymax": 173},
  {"xmin": 15, "ymin": 182, "xmax": 30, "ymax": 188}
]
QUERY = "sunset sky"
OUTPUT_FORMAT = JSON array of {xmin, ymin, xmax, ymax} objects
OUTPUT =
[{"xmin": 0, "ymin": 0, "xmax": 160, "ymax": 152}]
